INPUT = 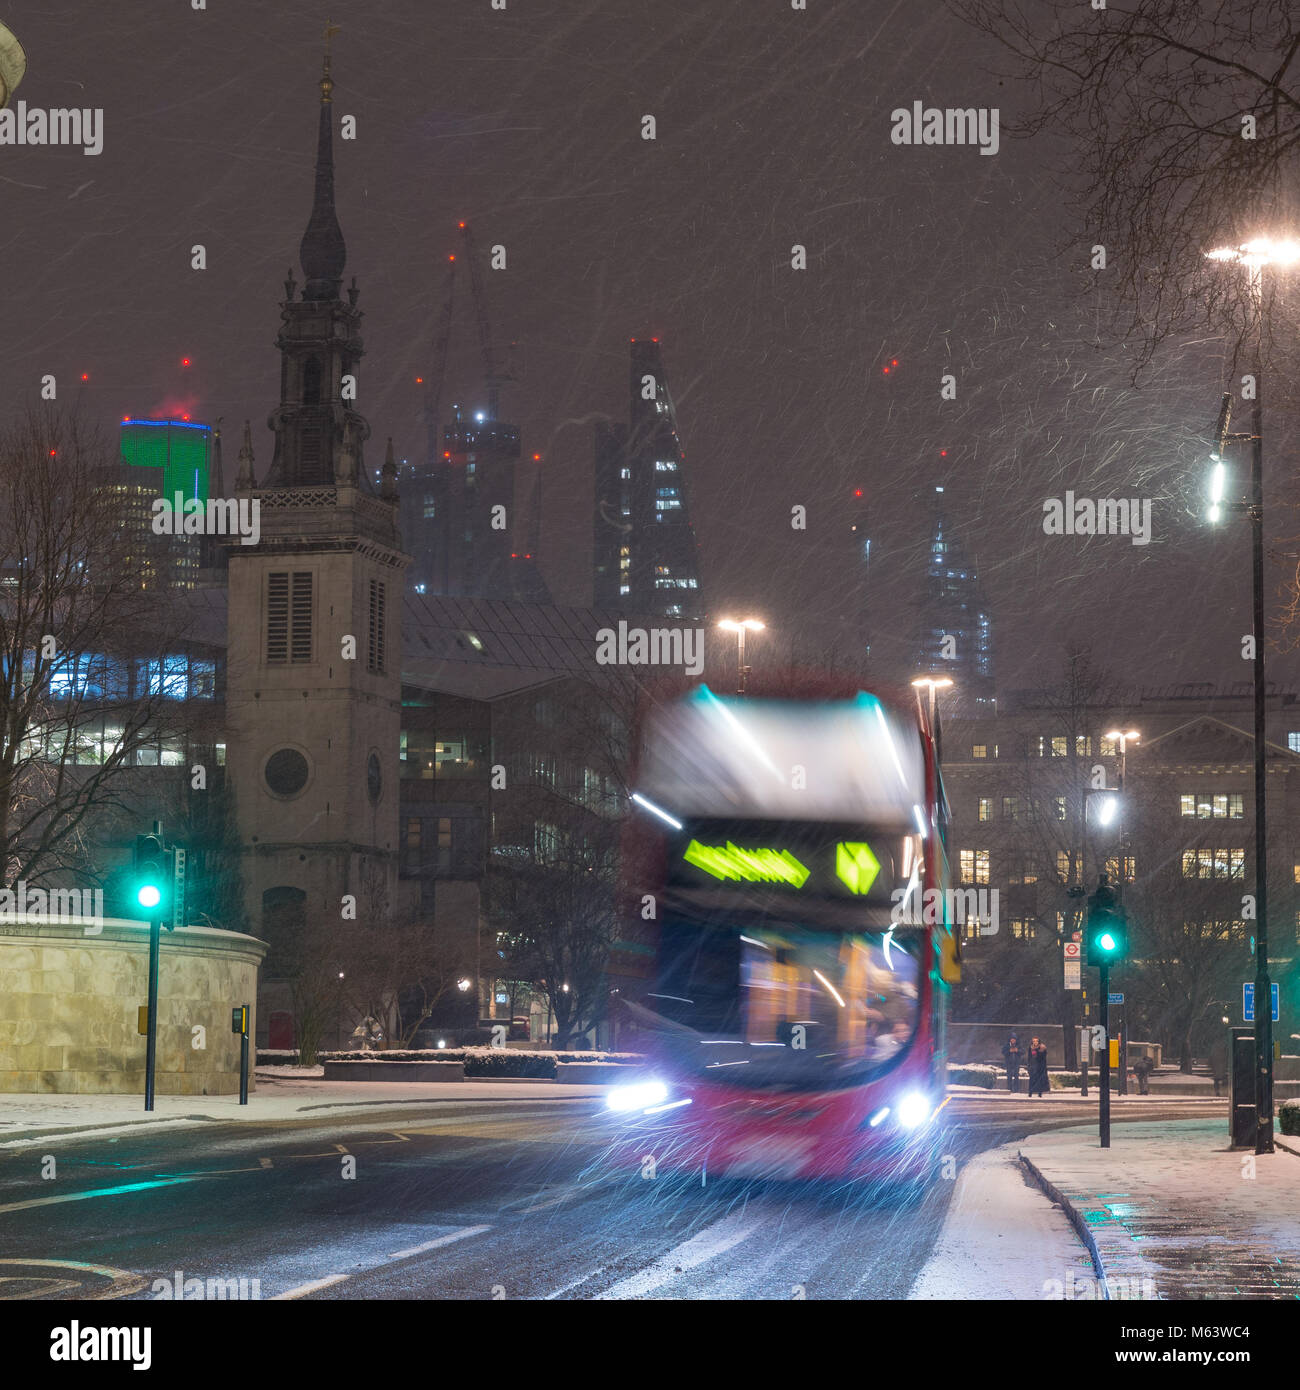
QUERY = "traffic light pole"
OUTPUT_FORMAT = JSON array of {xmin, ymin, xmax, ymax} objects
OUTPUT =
[
  {"xmin": 144, "ymin": 915, "xmax": 160, "ymax": 1111},
  {"xmin": 1099, "ymin": 964, "xmax": 1111, "ymax": 1148},
  {"xmin": 142, "ymin": 818, "xmax": 164, "ymax": 1113}
]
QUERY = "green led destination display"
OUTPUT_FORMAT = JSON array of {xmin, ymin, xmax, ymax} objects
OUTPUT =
[{"xmin": 679, "ymin": 836, "xmax": 887, "ymax": 896}]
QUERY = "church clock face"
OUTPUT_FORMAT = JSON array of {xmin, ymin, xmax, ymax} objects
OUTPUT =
[{"xmin": 367, "ymin": 750, "xmax": 382, "ymax": 803}]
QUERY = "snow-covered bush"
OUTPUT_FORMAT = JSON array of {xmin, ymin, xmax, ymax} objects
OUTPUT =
[
  {"xmin": 1280, "ymin": 1099, "xmax": 1300, "ymax": 1136},
  {"xmin": 948, "ymin": 1064, "xmax": 998, "ymax": 1089},
  {"xmin": 257, "ymin": 1047, "xmax": 644, "ymax": 1078}
]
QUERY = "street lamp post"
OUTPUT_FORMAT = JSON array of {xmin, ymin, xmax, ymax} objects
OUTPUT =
[
  {"xmin": 1202, "ymin": 239, "xmax": 1300, "ymax": 1155},
  {"xmin": 717, "ymin": 618, "xmax": 765, "ymax": 695},
  {"xmin": 910, "ymin": 676, "xmax": 953, "ymax": 761}
]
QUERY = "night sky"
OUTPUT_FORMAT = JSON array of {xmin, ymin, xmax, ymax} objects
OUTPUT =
[{"xmin": 2, "ymin": 0, "xmax": 1295, "ymax": 696}]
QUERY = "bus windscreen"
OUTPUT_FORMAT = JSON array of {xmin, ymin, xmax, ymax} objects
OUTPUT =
[{"xmin": 630, "ymin": 916, "xmax": 922, "ymax": 1090}]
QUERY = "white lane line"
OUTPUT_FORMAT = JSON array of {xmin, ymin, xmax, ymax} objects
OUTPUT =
[
  {"xmin": 271, "ymin": 1274, "xmax": 350, "ymax": 1300},
  {"xmin": 0, "ymin": 1176, "xmax": 196, "ymax": 1215},
  {"xmin": 269, "ymin": 1225, "xmax": 492, "ymax": 1299},
  {"xmin": 596, "ymin": 1212, "xmax": 762, "ymax": 1300},
  {"xmin": 387, "ymin": 1225, "xmax": 491, "ymax": 1260},
  {"xmin": 545, "ymin": 1267, "xmax": 605, "ymax": 1300}
]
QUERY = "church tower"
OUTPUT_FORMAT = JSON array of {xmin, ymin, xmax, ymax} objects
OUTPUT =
[{"xmin": 226, "ymin": 50, "xmax": 409, "ymax": 938}]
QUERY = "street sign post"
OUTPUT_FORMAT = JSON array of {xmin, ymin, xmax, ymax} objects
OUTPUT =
[
  {"xmin": 232, "ymin": 1004, "xmax": 250, "ymax": 1105},
  {"xmin": 1108, "ymin": 992, "xmax": 1124, "ymax": 1004},
  {"xmin": 1243, "ymin": 983, "xmax": 1279, "ymax": 1023}
]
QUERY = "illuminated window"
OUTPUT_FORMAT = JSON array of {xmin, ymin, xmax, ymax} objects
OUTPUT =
[
  {"xmin": 1010, "ymin": 918, "xmax": 1035, "ymax": 939},
  {"xmin": 1001, "ymin": 796, "xmax": 1019, "ymax": 820},
  {"xmin": 971, "ymin": 744, "xmax": 987, "ymax": 759},
  {"xmin": 1057, "ymin": 850, "xmax": 1076, "ymax": 882},
  {"xmin": 1180, "ymin": 792, "xmax": 1244, "ymax": 819},
  {"xmin": 1103, "ymin": 856, "xmax": 1137, "ymax": 883},
  {"xmin": 1290, "ymin": 733, "xmax": 1300, "ymax": 753},
  {"xmin": 959, "ymin": 849, "xmax": 989, "ymax": 884},
  {"xmin": 1053, "ymin": 796, "xmax": 1066, "ymax": 821},
  {"xmin": 1076, "ymin": 735, "xmax": 1092, "ymax": 756},
  {"xmin": 977, "ymin": 797, "xmax": 992, "ymax": 821},
  {"xmin": 1182, "ymin": 849, "xmax": 1244, "ymax": 880},
  {"xmin": 1052, "ymin": 736, "xmax": 1067, "ymax": 757},
  {"xmin": 1100, "ymin": 735, "xmax": 1118, "ymax": 757}
]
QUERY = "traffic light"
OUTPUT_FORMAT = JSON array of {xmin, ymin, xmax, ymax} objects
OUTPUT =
[
  {"xmin": 132, "ymin": 833, "xmax": 170, "ymax": 921},
  {"xmin": 1085, "ymin": 875, "xmax": 1128, "ymax": 966}
]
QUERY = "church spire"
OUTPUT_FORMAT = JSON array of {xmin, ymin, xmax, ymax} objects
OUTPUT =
[{"xmin": 299, "ymin": 32, "xmax": 346, "ymax": 302}]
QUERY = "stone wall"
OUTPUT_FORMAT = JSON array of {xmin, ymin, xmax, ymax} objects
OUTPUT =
[{"xmin": 0, "ymin": 918, "xmax": 267, "ymax": 1094}]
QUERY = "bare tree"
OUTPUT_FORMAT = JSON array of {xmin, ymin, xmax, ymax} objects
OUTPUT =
[
  {"xmin": 485, "ymin": 675, "xmax": 635, "ymax": 1049},
  {"xmin": 950, "ymin": 0, "xmax": 1300, "ymax": 367},
  {"xmin": 0, "ymin": 407, "xmax": 187, "ymax": 894}
]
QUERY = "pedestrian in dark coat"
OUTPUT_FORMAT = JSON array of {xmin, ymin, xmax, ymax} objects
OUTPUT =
[
  {"xmin": 1027, "ymin": 1037, "xmax": 1049, "ymax": 1096},
  {"xmin": 1001, "ymin": 1033, "xmax": 1023, "ymax": 1092}
]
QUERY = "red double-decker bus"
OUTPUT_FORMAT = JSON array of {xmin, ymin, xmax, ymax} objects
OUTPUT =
[{"xmin": 604, "ymin": 673, "xmax": 958, "ymax": 1185}]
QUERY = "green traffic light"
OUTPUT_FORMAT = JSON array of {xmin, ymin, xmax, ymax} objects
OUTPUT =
[
  {"xmin": 1099, "ymin": 931, "xmax": 1116, "ymax": 952},
  {"xmin": 137, "ymin": 884, "xmax": 162, "ymax": 909}
]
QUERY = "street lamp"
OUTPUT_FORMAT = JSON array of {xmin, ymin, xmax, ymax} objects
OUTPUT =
[
  {"xmin": 1201, "ymin": 236, "xmax": 1300, "ymax": 1155},
  {"xmin": 910, "ymin": 676, "xmax": 953, "ymax": 761},
  {"xmin": 718, "ymin": 617, "xmax": 765, "ymax": 695}
]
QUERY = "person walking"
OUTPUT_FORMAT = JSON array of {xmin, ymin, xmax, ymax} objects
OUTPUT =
[
  {"xmin": 1001, "ymin": 1032, "xmax": 1023, "ymax": 1092},
  {"xmin": 1027, "ymin": 1036, "xmax": 1049, "ymax": 1097}
]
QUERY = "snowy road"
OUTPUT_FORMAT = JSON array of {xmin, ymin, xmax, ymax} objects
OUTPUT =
[{"xmin": 0, "ymin": 1095, "xmax": 1215, "ymax": 1301}]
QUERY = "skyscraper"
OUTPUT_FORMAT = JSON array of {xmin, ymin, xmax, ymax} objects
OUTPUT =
[
  {"xmin": 593, "ymin": 339, "xmax": 703, "ymax": 618},
  {"xmin": 405, "ymin": 406, "xmax": 520, "ymax": 599},
  {"xmin": 915, "ymin": 485, "xmax": 994, "ymax": 708}
]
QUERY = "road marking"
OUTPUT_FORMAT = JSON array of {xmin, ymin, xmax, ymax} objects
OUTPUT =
[
  {"xmin": 268, "ymin": 1226, "xmax": 492, "ymax": 1299},
  {"xmin": 0, "ymin": 1176, "xmax": 196, "ymax": 1215},
  {"xmin": 596, "ymin": 1212, "xmax": 762, "ymax": 1299},
  {"xmin": 545, "ymin": 1267, "xmax": 605, "ymax": 1300},
  {"xmin": 387, "ymin": 1224, "xmax": 491, "ymax": 1260},
  {"xmin": 271, "ymin": 1274, "xmax": 350, "ymax": 1300},
  {"xmin": 0, "ymin": 1258, "xmax": 150, "ymax": 1302}
]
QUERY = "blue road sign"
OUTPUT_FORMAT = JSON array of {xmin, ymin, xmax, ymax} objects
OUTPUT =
[
  {"xmin": 1108, "ymin": 993, "xmax": 1124, "ymax": 1004},
  {"xmin": 1243, "ymin": 983, "xmax": 1280, "ymax": 1023}
]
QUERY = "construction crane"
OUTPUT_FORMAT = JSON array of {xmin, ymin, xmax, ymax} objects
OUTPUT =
[{"xmin": 458, "ymin": 220, "xmax": 516, "ymax": 421}]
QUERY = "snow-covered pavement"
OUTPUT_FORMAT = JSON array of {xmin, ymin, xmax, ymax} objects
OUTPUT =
[
  {"xmin": 0, "ymin": 1073, "xmax": 606, "ymax": 1148},
  {"xmin": 1019, "ymin": 1119, "xmax": 1300, "ymax": 1299}
]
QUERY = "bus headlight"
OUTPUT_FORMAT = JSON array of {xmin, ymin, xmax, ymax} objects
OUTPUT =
[
  {"xmin": 896, "ymin": 1091, "xmax": 932, "ymax": 1129},
  {"xmin": 606, "ymin": 1079, "xmax": 670, "ymax": 1113}
]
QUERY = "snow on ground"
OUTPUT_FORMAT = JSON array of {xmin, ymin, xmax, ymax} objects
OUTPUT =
[
  {"xmin": 910, "ymin": 1144, "xmax": 1091, "ymax": 1299},
  {"xmin": 0, "ymin": 1075, "xmax": 607, "ymax": 1148},
  {"xmin": 1019, "ymin": 1119, "xmax": 1300, "ymax": 1299}
]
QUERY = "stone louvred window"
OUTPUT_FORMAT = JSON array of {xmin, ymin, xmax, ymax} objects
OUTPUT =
[
  {"xmin": 266, "ymin": 571, "xmax": 313, "ymax": 664},
  {"xmin": 367, "ymin": 577, "xmax": 386, "ymax": 673}
]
